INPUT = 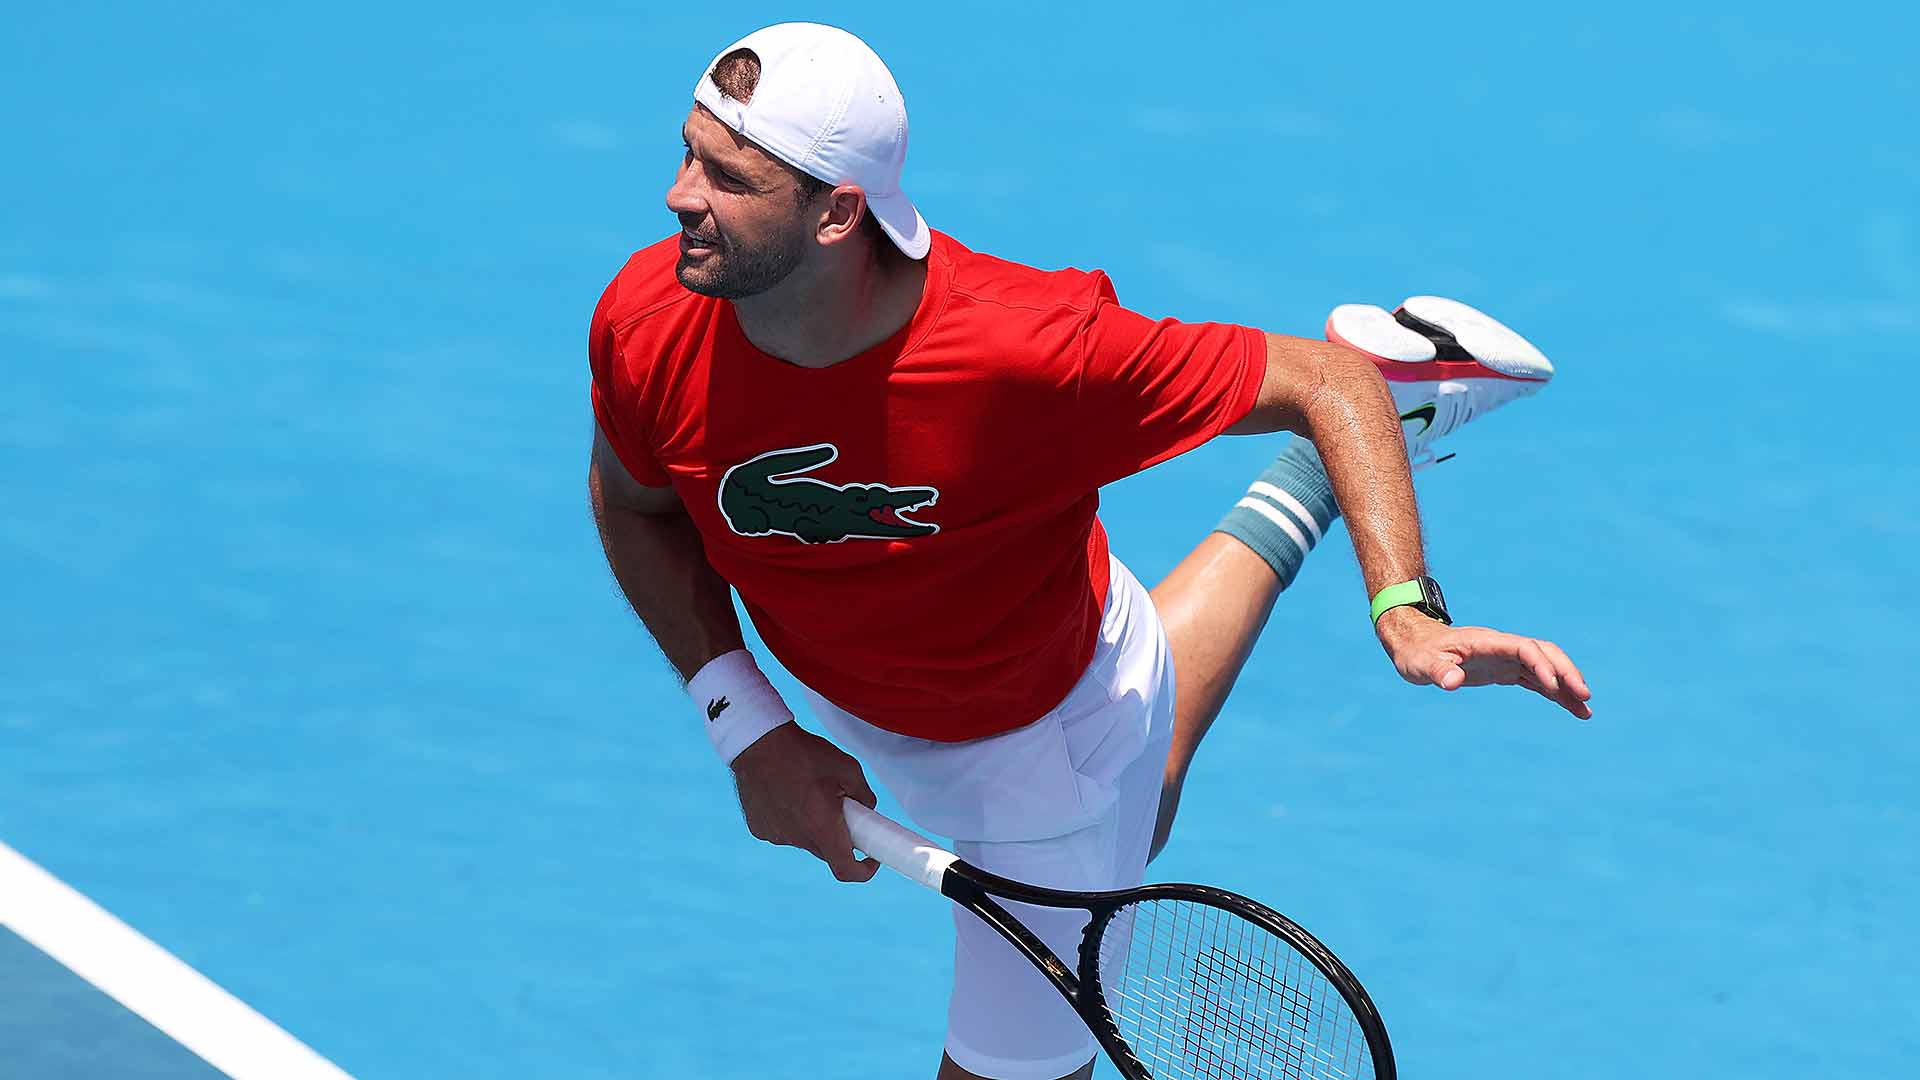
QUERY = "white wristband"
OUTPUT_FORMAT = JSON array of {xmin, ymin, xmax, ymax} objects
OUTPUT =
[{"xmin": 687, "ymin": 649, "xmax": 794, "ymax": 766}]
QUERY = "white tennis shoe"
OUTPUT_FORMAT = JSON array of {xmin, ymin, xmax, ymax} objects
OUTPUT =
[{"xmin": 1327, "ymin": 296, "xmax": 1554, "ymax": 469}]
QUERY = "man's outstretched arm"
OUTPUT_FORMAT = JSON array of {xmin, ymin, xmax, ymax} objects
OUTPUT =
[
  {"xmin": 1228, "ymin": 333, "xmax": 1592, "ymax": 718},
  {"xmin": 588, "ymin": 423, "xmax": 880, "ymax": 880}
]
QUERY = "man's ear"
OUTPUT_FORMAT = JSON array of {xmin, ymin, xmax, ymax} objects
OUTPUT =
[{"xmin": 818, "ymin": 186, "xmax": 869, "ymax": 245}]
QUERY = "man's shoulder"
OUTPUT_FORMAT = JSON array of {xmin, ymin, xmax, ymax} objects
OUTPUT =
[
  {"xmin": 936, "ymin": 232, "xmax": 1116, "ymax": 318},
  {"xmin": 595, "ymin": 234, "xmax": 707, "ymax": 336}
]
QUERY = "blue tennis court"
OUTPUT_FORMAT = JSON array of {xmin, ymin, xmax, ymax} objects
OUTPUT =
[{"xmin": 3, "ymin": 2, "xmax": 1914, "ymax": 1076}]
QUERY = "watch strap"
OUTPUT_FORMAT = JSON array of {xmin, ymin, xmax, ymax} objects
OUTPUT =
[{"xmin": 1369, "ymin": 580, "xmax": 1428, "ymax": 623}]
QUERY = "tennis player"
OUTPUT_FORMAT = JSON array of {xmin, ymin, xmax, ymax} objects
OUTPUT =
[{"xmin": 588, "ymin": 23, "xmax": 1592, "ymax": 1080}]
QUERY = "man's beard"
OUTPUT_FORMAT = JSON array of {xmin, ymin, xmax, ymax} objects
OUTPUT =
[{"xmin": 676, "ymin": 225, "xmax": 807, "ymax": 300}]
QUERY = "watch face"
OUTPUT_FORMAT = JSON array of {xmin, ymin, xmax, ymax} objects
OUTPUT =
[{"xmin": 1420, "ymin": 576, "xmax": 1449, "ymax": 621}]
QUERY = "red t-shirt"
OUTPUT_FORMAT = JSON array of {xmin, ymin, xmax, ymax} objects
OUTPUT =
[{"xmin": 590, "ymin": 230, "xmax": 1264, "ymax": 741}]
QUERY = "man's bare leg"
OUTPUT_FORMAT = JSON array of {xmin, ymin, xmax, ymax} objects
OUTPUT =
[
  {"xmin": 1148, "ymin": 437, "xmax": 1340, "ymax": 862},
  {"xmin": 936, "ymin": 1053, "xmax": 1094, "ymax": 1080},
  {"xmin": 1148, "ymin": 534, "xmax": 1286, "ymax": 861}
]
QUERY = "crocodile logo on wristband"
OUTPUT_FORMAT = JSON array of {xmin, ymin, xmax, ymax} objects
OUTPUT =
[{"xmin": 706, "ymin": 697, "xmax": 731, "ymax": 722}]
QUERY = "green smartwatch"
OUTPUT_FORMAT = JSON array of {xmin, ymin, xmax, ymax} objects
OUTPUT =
[{"xmin": 1370, "ymin": 576, "xmax": 1452, "ymax": 625}]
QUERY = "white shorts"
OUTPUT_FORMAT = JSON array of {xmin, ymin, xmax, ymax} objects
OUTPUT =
[{"xmin": 805, "ymin": 556, "xmax": 1175, "ymax": 1079}]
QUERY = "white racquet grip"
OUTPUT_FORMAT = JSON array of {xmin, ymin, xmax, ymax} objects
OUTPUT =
[
  {"xmin": 687, "ymin": 650, "xmax": 794, "ymax": 766},
  {"xmin": 842, "ymin": 798, "xmax": 958, "ymax": 892}
]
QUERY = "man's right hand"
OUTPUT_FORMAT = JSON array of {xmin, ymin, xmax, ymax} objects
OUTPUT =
[{"xmin": 730, "ymin": 722, "xmax": 882, "ymax": 882}]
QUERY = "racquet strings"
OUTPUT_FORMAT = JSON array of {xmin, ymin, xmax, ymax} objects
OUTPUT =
[{"xmin": 1095, "ymin": 899, "xmax": 1375, "ymax": 1080}]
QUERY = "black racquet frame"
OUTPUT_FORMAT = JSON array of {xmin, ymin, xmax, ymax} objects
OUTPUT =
[{"xmin": 936, "ymin": 859, "xmax": 1396, "ymax": 1080}]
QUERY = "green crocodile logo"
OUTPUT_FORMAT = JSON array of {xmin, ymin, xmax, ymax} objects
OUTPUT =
[{"xmin": 718, "ymin": 443, "xmax": 939, "ymax": 544}]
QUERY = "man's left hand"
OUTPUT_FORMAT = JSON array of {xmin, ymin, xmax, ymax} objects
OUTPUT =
[{"xmin": 1374, "ymin": 606, "xmax": 1594, "ymax": 719}]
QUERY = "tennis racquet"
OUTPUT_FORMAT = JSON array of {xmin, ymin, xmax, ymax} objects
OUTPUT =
[{"xmin": 843, "ymin": 798, "xmax": 1394, "ymax": 1080}]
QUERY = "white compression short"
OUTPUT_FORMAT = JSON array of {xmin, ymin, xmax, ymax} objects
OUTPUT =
[{"xmin": 804, "ymin": 555, "xmax": 1176, "ymax": 1079}]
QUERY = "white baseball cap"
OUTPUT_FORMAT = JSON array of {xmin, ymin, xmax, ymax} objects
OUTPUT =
[{"xmin": 692, "ymin": 22, "xmax": 930, "ymax": 260}]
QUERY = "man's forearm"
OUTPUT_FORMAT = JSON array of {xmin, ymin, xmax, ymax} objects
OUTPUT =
[
  {"xmin": 1290, "ymin": 337, "xmax": 1428, "ymax": 598},
  {"xmin": 590, "ymin": 473, "xmax": 744, "ymax": 683}
]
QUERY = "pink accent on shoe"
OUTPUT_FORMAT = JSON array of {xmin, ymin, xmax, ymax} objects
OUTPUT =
[{"xmin": 1326, "ymin": 317, "xmax": 1548, "ymax": 384}]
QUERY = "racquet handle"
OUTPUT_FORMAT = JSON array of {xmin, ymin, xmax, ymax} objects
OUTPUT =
[{"xmin": 842, "ymin": 798, "xmax": 958, "ymax": 892}]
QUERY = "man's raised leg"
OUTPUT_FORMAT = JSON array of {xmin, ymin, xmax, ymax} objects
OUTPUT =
[
  {"xmin": 1149, "ymin": 437, "xmax": 1338, "ymax": 861},
  {"xmin": 1149, "ymin": 295, "xmax": 1559, "ymax": 860}
]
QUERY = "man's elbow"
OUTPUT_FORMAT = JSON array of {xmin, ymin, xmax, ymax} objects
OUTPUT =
[
  {"xmin": 1234, "ymin": 333, "xmax": 1388, "ymax": 435},
  {"xmin": 1303, "ymin": 339, "xmax": 1394, "ymax": 424}
]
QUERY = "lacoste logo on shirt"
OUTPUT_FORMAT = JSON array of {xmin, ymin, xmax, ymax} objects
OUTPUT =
[
  {"xmin": 707, "ymin": 697, "xmax": 730, "ymax": 722},
  {"xmin": 718, "ymin": 442, "xmax": 940, "ymax": 544}
]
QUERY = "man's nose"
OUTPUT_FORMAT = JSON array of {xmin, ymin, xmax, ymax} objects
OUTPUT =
[{"xmin": 665, "ymin": 166, "xmax": 706, "ymax": 217}]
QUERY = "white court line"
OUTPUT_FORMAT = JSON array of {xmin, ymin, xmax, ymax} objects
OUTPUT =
[{"xmin": 0, "ymin": 841, "xmax": 356, "ymax": 1080}]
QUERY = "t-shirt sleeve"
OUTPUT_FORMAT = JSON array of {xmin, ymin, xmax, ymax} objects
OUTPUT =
[
  {"xmin": 587, "ymin": 280, "xmax": 672, "ymax": 489},
  {"xmin": 1072, "ymin": 273, "xmax": 1266, "ymax": 489}
]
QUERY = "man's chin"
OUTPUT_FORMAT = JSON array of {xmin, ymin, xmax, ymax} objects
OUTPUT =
[
  {"xmin": 674, "ymin": 260, "xmax": 727, "ymax": 298},
  {"xmin": 674, "ymin": 250, "xmax": 794, "ymax": 300}
]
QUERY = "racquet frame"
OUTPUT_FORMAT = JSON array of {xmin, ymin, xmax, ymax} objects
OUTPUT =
[{"xmin": 845, "ymin": 799, "xmax": 1395, "ymax": 1080}]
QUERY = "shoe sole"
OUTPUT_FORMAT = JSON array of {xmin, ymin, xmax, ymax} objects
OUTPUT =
[{"xmin": 1328, "ymin": 297, "xmax": 1553, "ymax": 384}]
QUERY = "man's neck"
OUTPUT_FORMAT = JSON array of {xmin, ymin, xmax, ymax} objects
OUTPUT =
[{"xmin": 731, "ymin": 245, "xmax": 929, "ymax": 369}]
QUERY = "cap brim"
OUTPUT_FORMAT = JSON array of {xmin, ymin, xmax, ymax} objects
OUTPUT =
[{"xmin": 868, "ymin": 190, "xmax": 930, "ymax": 260}]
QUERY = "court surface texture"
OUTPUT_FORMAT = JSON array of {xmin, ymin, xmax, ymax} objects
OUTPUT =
[{"xmin": 3, "ymin": 2, "xmax": 1914, "ymax": 1076}]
